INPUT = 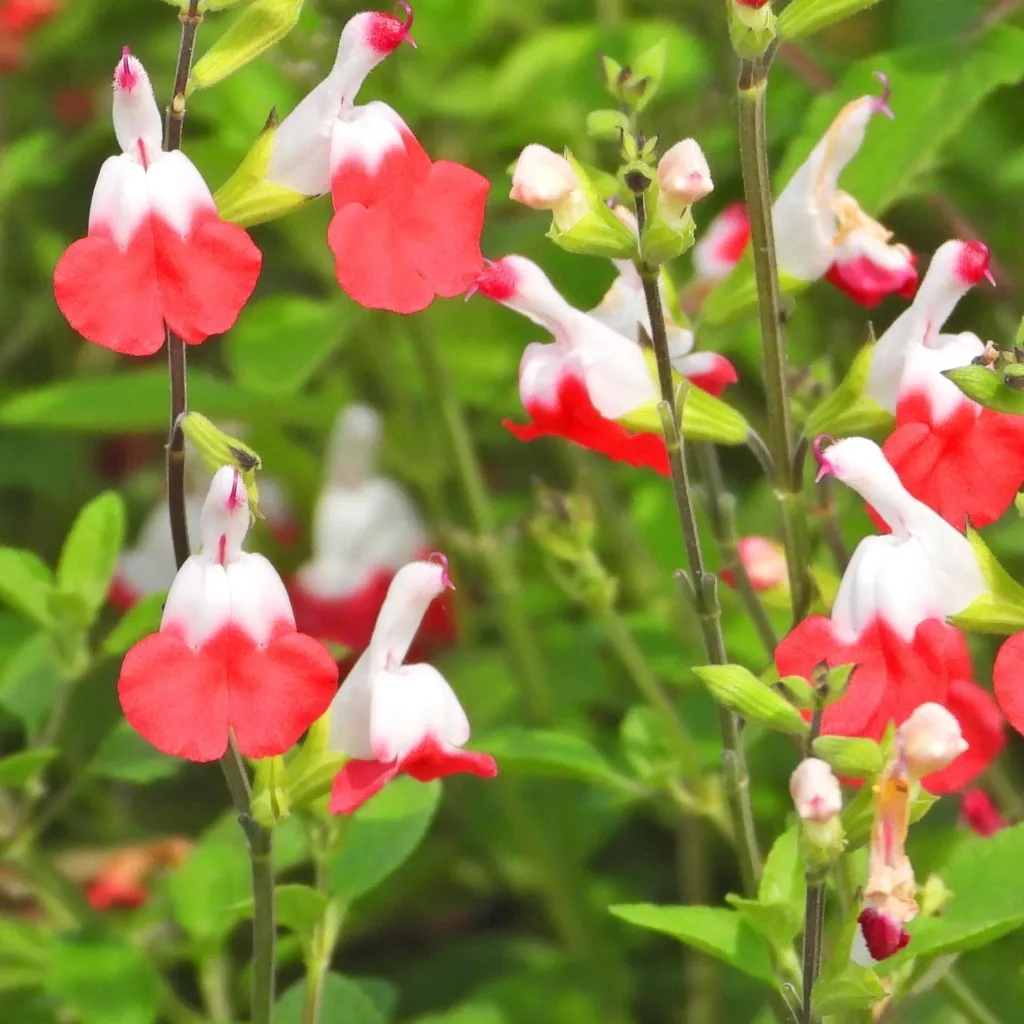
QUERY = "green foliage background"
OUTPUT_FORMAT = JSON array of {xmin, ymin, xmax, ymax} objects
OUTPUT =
[{"xmin": 2, "ymin": 0, "xmax": 1024, "ymax": 1022}]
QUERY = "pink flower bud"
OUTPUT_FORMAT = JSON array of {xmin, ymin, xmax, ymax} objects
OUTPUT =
[
  {"xmin": 509, "ymin": 145, "xmax": 587, "ymax": 230},
  {"xmin": 898, "ymin": 702, "xmax": 968, "ymax": 778},
  {"xmin": 723, "ymin": 536, "xmax": 787, "ymax": 591},
  {"xmin": 657, "ymin": 139, "xmax": 713, "ymax": 208},
  {"xmin": 790, "ymin": 758, "xmax": 843, "ymax": 823},
  {"xmin": 733, "ymin": 0, "xmax": 771, "ymax": 7}
]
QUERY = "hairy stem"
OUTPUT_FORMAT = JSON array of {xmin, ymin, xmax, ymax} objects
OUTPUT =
[
  {"xmin": 163, "ymin": 6, "xmax": 275, "ymax": 1020},
  {"xmin": 633, "ymin": 192, "xmax": 762, "ymax": 895},
  {"xmin": 800, "ymin": 874, "xmax": 827, "ymax": 1024},
  {"xmin": 737, "ymin": 59, "xmax": 813, "ymax": 624}
]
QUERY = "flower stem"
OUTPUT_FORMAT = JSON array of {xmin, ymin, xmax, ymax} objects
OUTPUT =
[
  {"xmin": 736, "ymin": 58, "xmax": 813, "ymax": 624},
  {"xmin": 938, "ymin": 969, "xmax": 1003, "ymax": 1024},
  {"xmin": 800, "ymin": 872, "xmax": 827, "ymax": 1024},
  {"xmin": 163, "ymin": 5, "xmax": 276, "ymax": 1020},
  {"xmin": 633, "ymin": 193, "xmax": 762, "ymax": 896}
]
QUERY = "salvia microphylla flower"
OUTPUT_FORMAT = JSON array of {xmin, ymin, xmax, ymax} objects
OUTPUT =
[
  {"xmin": 472, "ymin": 255, "xmax": 670, "ymax": 474},
  {"xmin": 52, "ymin": 50, "xmax": 261, "ymax": 356},
  {"xmin": 772, "ymin": 73, "xmax": 918, "ymax": 308},
  {"xmin": 719, "ymin": 535, "xmax": 787, "ymax": 591},
  {"xmin": 960, "ymin": 788, "xmax": 1006, "ymax": 837},
  {"xmin": 774, "ymin": 437, "xmax": 1005, "ymax": 794},
  {"xmin": 692, "ymin": 202, "xmax": 751, "ymax": 284},
  {"xmin": 118, "ymin": 467, "xmax": 339, "ymax": 761},
  {"xmin": 790, "ymin": 757, "xmax": 842, "ymax": 824},
  {"xmin": 264, "ymin": 5, "xmax": 488, "ymax": 314},
  {"xmin": 509, "ymin": 145, "xmax": 588, "ymax": 231},
  {"xmin": 327, "ymin": 556, "xmax": 496, "ymax": 814},
  {"xmin": 852, "ymin": 706, "xmax": 967, "ymax": 964},
  {"xmin": 0, "ymin": 0, "xmax": 57, "ymax": 73},
  {"xmin": 864, "ymin": 240, "xmax": 1023, "ymax": 530},
  {"xmin": 656, "ymin": 138, "xmax": 714, "ymax": 215},
  {"xmin": 289, "ymin": 404, "xmax": 455, "ymax": 656}
]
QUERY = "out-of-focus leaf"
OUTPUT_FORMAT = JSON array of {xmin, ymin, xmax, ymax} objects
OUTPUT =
[
  {"xmin": 0, "ymin": 748, "xmax": 58, "ymax": 788},
  {"xmin": 47, "ymin": 938, "xmax": 160, "ymax": 1024},
  {"xmin": 329, "ymin": 777, "xmax": 441, "ymax": 902},
  {"xmin": 0, "ymin": 550, "xmax": 53, "ymax": 628},
  {"xmin": 692, "ymin": 664, "xmax": 809, "ymax": 735},
  {"xmin": 0, "ymin": 919, "xmax": 52, "ymax": 967},
  {"xmin": 235, "ymin": 884, "xmax": 329, "ymax": 950},
  {"xmin": 103, "ymin": 593, "xmax": 165, "ymax": 657},
  {"xmin": 779, "ymin": 0, "xmax": 884, "ymax": 40},
  {"xmin": 622, "ymin": 376, "xmax": 750, "ymax": 445},
  {"xmin": 479, "ymin": 729, "xmax": 639, "ymax": 793},
  {"xmin": 609, "ymin": 904, "xmax": 777, "ymax": 985},
  {"xmin": 0, "ymin": 133, "xmax": 58, "ymax": 202},
  {"xmin": 812, "ymin": 961, "xmax": 885, "ymax": 1014},
  {"xmin": 0, "ymin": 369, "xmax": 333, "ymax": 432},
  {"xmin": 56, "ymin": 492, "xmax": 125, "ymax": 629},
  {"xmin": 88, "ymin": 721, "xmax": 182, "ymax": 784},
  {"xmin": 276, "ymin": 973, "xmax": 392, "ymax": 1024},
  {"xmin": 812, "ymin": 735, "xmax": 884, "ymax": 777},
  {"xmin": 803, "ymin": 342, "xmax": 893, "ymax": 437},
  {"xmin": 189, "ymin": 0, "xmax": 305, "ymax": 94},
  {"xmin": 0, "ymin": 633, "xmax": 63, "ymax": 737},
  {"xmin": 225, "ymin": 296, "xmax": 350, "ymax": 395},
  {"xmin": 724, "ymin": 896, "xmax": 801, "ymax": 952},
  {"xmin": 945, "ymin": 365, "xmax": 1024, "ymax": 414}
]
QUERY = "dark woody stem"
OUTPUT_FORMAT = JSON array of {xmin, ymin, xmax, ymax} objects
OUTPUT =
[
  {"xmin": 163, "ymin": 5, "xmax": 276, "ymax": 1022},
  {"xmin": 737, "ymin": 56, "xmax": 814, "ymax": 625},
  {"xmin": 633, "ymin": 191, "xmax": 762, "ymax": 897}
]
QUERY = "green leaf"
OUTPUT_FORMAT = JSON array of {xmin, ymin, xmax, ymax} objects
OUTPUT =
[
  {"xmin": 812, "ymin": 735, "xmax": 883, "ymax": 777},
  {"xmin": 225, "ymin": 296, "xmax": 349, "ymax": 395},
  {"xmin": 0, "ymin": 633, "xmax": 64, "ymax": 736},
  {"xmin": 881, "ymin": 822, "xmax": 1024, "ymax": 968},
  {"xmin": 692, "ymin": 665, "xmax": 809, "ymax": 735},
  {"xmin": 0, "ymin": 368, "xmax": 332, "ymax": 433},
  {"xmin": 775, "ymin": 25, "xmax": 1024, "ymax": 218},
  {"xmin": 724, "ymin": 896, "xmax": 801, "ymax": 952},
  {"xmin": 56, "ymin": 492, "xmax": 125, "ymax": 628},
  {"xmin": 103, "ymin": 593, "xmax": 166, "ymax": 657},
  {"xmin": 950, "ymin": 526, "xmax": 1024, "ymax": 635},
  {"xmin": 479, "ymin": 729, "xmax": 638, "ymax": 793},
  {"xmin": 699, "ymin": 255, "xmax": 806, "ymax": 327},
  {"xmin": 759, "ymin": 827, "xmax": 803, "ymax": 908},
  {"xmin": 0, "ymin": 549, "xmax": 53, "ymax": 627},
  {"xmin": 329, "ymin": 777, "xmax": 441, "ymax": 902},
  {"xmin": 274, "ymin": 884, "xmax": 329, "ymax": 945},
  {"xmin": 812, "ymin": 961, "xmax": 885, "ymax": 1014},
  {"xmin": 276, "ymin": 973, "xmax": 391, "ymax": 1024},
  {"xmin": 609, "ymin": 904, "xmax": 777, "ymax": 985},
  {"xmin": 0, "ymin": 919, "xmax": 53, "ymax": 966},
  {"xmin": 622, "ymin": 378, "xmax": 750, "ymax": 446},
  {"xmin": 0, "ymin": 748, "xmax": 58, "ymax": 788},
  {"xmin": 586, "ymin": 109, "xmax": 631, "ymax": 142},
  {"xmin": 945, "ymin": 364, "xmax": 1024, "ymax": 414},
  {"xmin": 803, "ymin": 343, "xmax": 893, "ymax": 438},
  {"xmin": 47, "ymin": 938, "xmax": 160, "ymax": 1024},
  {"xmin": 630, "ymin": 38, "xmax": 667, "ymax": 111},
  {"xmin": 779, "ymin": 0, "xmax": 884, "ymax": 40},
  {"xmin": 88, "ymin": 721, "xmax": 182, "ymax": 784},
  {"xmin": 189, "ymin": 0, "xmax": 305, "ymax": 94}
]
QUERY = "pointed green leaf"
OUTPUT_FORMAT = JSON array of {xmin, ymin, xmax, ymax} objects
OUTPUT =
[
  {"xmin": 56, "ymin": 492, "xmax": 125, "ymax": 629},
  {"xmin": 0, "ymin": 632, "xmax": 64, "ymax": 736},
  {"xmin": 812, "ymin": 961, "xmax": 885, "ymax": 1014},
  {"xmin": 89, "ymin": 721, "xmax": 182, "ymax": 784},
  {"xmin": 609, "ymin": 904, "xmax": 777, "ymax": 985},
  {"xmin": 276, "ymin": 973, "xmax": 392, "ymax": 1024},
  {"xmin": 812, "ymin": 735, "xmax": 883, "ymax": 777},
  {"xmin": 188, "ymin": 0, "xmax": 305, "ymax": 94},
  {"xmin": 945, "ymin": 364, "xmax": 1024, "ymax": 414},
  {"xmin": 693, "ymin": 664, "xmax": 809, "ymax": 735},
  {"xmin": 725, "ymin": 896, "xmax": 801, "ymax": 951},
  {"xmin": 103, "ymin": 592, "xmax": 166, "ymax": 657},
  {"xmin": 0, "ymin": 549, "xmax": 53, "ymax": 627},
  {"xmin": 0, "ymin": 748, "xmax": 58, "ymax": 788},
  {"xmin": 803, "ymin": 342, "xmax": 893, "ymax": 438},
  {"xmin": 780, "ymin": 0, "xmax": 885, "ymax": 41},
  {"xmin": 950, "ymin": 526, "xmax": 1024, "ymax": 635}
]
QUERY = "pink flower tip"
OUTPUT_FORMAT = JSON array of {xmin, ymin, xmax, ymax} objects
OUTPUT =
[
  {"xmin": 114, "ymin": 47, "xmax": 140, "ymax": 93},
  {"xmin": 955, "ymin": 240, "xmax": 992, "ymax": 287},
  {"xmin": 367, "ymin": 2, "xmax": 416, "ymax": 54},
  {"xmin": 227, "ymin": 468, "xmax": 245, "ymax": 511},
  {"xmin": 473, "ymin": 258, "xmax": 518, "ymax": 303},
  {"xmin": 813, "ymin": 434, "xmax": 837, "ymax": 483},
  {"xmin": 872, "ymin": 70, "xmax": 894, "ymax": 120},
  {"xmin": 428, "ymin": 551, "xmax": 455, "ymax": 590},
  {"xmin": 733, "ymin": 0, "xmax": 771, "ymax": 7}
]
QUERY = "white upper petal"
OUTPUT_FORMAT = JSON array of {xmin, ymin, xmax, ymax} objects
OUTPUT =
[
  {"xmin": 865, "ymin": 305, "xmax": 922, "ymax": 414},
  {"xmin": 369, "ymin": 662, "xmax": 470, "ymax": 763},
  {"xmin": 588, "ymin": 269, "xmax": 646, "ymax": 342},
  {"xmin": 266, "ymin": 75, "xmax": 344, "ymax": 196},
  {"xmin": 327, "ymin": 650, "xmax": 374, "ymax": 757},
  {"xmin": 112, "ymin": 53, "xmax": 163, "ymax": 163},
  {"xmin": 367, "ymin": 560, "xmax": 448, "ymax": 670},
  {"xmin": 161, "ymin": 555, "xmax": 232, "ymax": 647},
  {"xmin": 145, "ymin": 150, "xmax": 217, "ymax": 238},
  {"xmin": 517, "ymin": 340, "xmax": 576, "ymax": 409},
  {"xmin": 897, "ymin": 331, "xmax": 986, "ymax": 424},
  {"xmin": 329, "ymin": 101, "xmax": 408, "ymax": 179},
  {"xmin": 224, "ymin": 553, "xmax": 295, "ymax": 644},
  {"xmin": 89, "ymin": 155, "xmax": 151, "ymax": 249}
]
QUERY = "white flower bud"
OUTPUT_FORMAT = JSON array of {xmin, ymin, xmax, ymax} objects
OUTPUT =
[
  {"xmin": 510, "ymin": 145, "xmax": 588, "ymax": 230},
  {"xmin": 790, "ymin": 757, "xmax": 843, "ymax": 823},
  {"xmin": 657, "ymin": 139, "xmax": 714, "ymax": 209},
  {"xmin": 898, "ymin": 702, "xmax": 968, "ymax": 778}
]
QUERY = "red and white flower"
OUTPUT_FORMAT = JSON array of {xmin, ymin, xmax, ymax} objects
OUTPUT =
[
  {"xmin": 866, "ymin": 240, "xmax": 1022, "ymax": 529},
  {"xmin": 772, "ymin": 73, "xmax": 917, "ymax": 308},
  {"xmin": 327, "ymin": 556, "xmax": 496, "ymax": 814},
  {"xmin": 118, "ymin": 467, "xmax": 339, "ymax": 761},
  {"xmin": 509, "ymin": 144, "xmax": 588, "ymax": 230},
  {"xmin": 53, "ymin": 50, "xmax": 262, "ymax": 356},
  {"xmin": 289, "ymin": 404, "xmax": 454, "ymax": 655},
  {"xmin": 473, "ymin": 255, "xmax": 669, "ymax": 474},
  {"xmin": 720, "ymin": 535, "xmax": 787, "ymax": 591},
  {"xmin": 790, "ymin": 758, "xmax": 842, "ymax": 824},
  {"xmin": 692, "ymin": 202, "xmax": 751, "ymax": 284},
  {"xmin": 589, "ymin": 257, "xmax": 737, "ymax": 397},
  {"xmin": 265, "ymin": 5, "xmax": 488, "ymax": 313},
  {"xmin": 775, "ymin": 436, "xmax": 1003, "ymax": 794}
]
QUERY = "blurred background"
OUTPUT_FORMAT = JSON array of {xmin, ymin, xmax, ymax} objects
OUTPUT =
[{"xmin": 2, "ymin": 0, "xmax": 1024, "ymax": 1022}]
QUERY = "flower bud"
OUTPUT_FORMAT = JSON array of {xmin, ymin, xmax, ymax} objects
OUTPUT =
[
  {"xmin": 898, "ymin": 702, "xmax": 968, "ymax": 778},
  {"xmin": 510, "ymin": 144, "xmax": 588, "ymax": 231},
  {"xmin": 726, "ymin": 536, "xmax": 787, "ymax": 591},
  {"xmin": 657, "ymin": 139, "xmax": 714, "ymax": 211},
  {"xmin": 729, "ymin": 0, "xmax": 776, "ymax": 54},
  {"xmin": 790, "ymin": 757, "xmax": 843, "ymax": 823}
]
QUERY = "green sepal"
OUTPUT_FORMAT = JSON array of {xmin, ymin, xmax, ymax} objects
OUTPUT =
[
  {"xmin": 639, "ymin": 182, "xmax": 696, "ymax": 267},
  {"xmin": 811, "ymin": 735, "xmax": 884, "ymax": 777},
  {"xmin": 774, "ymin": 674, "xmax": 816, "ymax": 711},
  {"xmin": 692, "ymin": 664, "xmax": 809, "ymax": 735},
  {"xmin": 944, "ymin": 364, "xmax": 1024, "ymax": 415},
  {"xmin": 180, "ymin": 412, "xmax": 263, "ymax": 515},
  {"xmin": 803, "ymin": 342, "xmax": 893, "ymax": 438},
  {"xmin": 950, "ymin": 526, "xmax": 1024, "ymax": 635},
  {"xmin": 250, "ymin": 755, "xmax": 291, "ymax": 828},
  {"xmin": 728, "ymin": 2, "xmax": 778, "ymax": 61},
  {"xmin": 288, "ymin": 714, "xmax": 347, "ymax": 812},
  {"xmin": 214, "ymin": 114, "xmax": 313, "ymax": 227}
]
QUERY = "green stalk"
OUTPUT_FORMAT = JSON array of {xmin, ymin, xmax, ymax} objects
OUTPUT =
[
  {"xmin": 736, "ymin": 58, "xmax": 813, "ymax": 623},
  {"xmin": 938, "ymin": 969, "xmax": 1003, "ymax": 1024}
]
